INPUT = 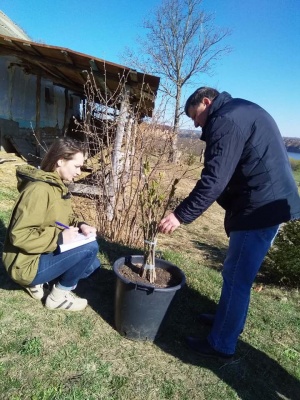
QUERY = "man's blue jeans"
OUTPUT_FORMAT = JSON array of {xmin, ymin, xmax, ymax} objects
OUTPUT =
[
  {"xmin": 31, "ymin": 241, "xmax": 100, "ymax": 288},
  {"xmin": 207, "ymin": 225, "xmax": 279, "ymax": 355}
]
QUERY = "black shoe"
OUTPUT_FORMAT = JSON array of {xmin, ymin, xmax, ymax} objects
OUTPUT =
[
  {"xmin": 197, "ymin": 313, "xmax": 244, "ymax": 334},
  {"xmin": 185, "ymin": 337, "xmax": 234, "ymax": 362},
  {"xmin": 197, "ymin": 313, "xmax": 215, "ymax": 326}
]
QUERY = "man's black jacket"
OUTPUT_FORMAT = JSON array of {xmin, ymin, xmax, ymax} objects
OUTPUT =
[{"xmin": 174, "ymin": 91, "xmax": 300, "ymax": 235}]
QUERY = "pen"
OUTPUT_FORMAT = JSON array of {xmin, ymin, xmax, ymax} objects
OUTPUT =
[{"xmin": 55, "ymin": 221, "xmax": 70, "ymax": 229}]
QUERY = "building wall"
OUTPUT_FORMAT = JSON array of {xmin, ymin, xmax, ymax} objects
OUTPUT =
[{"xmin": 0, "ymin": 55, "xmax": 81, "ymax": 136}]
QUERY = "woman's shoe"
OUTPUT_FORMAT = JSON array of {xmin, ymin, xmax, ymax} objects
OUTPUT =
[
  {"xmin": 45, "ymin": 284, "xmax": 87, "ymax": 311},
  {"xmin": 23, "ymin": 284, "xmax": 48, "ymax": 300}
]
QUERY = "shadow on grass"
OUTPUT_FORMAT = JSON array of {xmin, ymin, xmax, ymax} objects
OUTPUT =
[
  {"xmin": 0, "ymin": 219, "xmax": 20, "ymax": 291},
  {"xmin": 154, "ymin": 285, "xmax": 300, "ymax": 399},
  {"xmin": 76, "ymin": 237, "xmax": 300, "ymax": 400}
]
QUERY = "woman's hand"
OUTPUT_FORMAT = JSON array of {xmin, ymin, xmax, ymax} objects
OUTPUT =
[
  {"xmin": 80, "ymin": 224, "xmax": 97, "ymax": 237},
  {"xmin": 62, "ymin": 226, "xmax": 79, "ymax": 244}
]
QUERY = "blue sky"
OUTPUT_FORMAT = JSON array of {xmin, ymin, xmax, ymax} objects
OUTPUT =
[{"xmin": 1, "ymin": 0, "xmax": 300, "ymax": 137}]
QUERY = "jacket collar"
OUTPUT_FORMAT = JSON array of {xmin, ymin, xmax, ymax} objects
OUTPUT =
[{"xmin": 200, "ymin": 91, "xmax": 232, "ymax": 141}]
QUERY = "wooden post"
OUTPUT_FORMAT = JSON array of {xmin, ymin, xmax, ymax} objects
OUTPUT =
[
  {"xmin": 35, "ymin": 74, "xmax": 41, "ymax": 156},
  {"xmin": 63, "ymin": 88, "xmax": 69, "ymax": 136},
  {"xmin": 200, "ymin": 148, "xmax": 204, "ymax": 163}
]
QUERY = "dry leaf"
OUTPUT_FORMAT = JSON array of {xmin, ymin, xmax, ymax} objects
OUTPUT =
[{"xmin": 253, "ymin": 284, "xmax": 263, "ymax": 292}]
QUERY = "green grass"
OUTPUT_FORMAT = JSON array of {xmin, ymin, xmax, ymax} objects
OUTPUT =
[
  {"xmin": 0, "ymin": 178, "xmax": 299, "ymax": 399},
  {"xmin": 289, "ymin": 157, "xmax": 300, "ymax": 185}
]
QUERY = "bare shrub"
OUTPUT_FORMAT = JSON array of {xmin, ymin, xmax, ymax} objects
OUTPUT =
[{"xmin": 74, "ymin": 71, "xmax": 191, "ymax": 283}]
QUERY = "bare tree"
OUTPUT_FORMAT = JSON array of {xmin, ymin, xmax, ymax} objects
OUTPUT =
[{"xmin": 123, "ymin": 0, "xmax": 231, "ymax": 162}]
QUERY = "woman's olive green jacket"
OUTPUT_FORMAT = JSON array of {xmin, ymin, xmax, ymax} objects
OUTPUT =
[{"xmin": 2, "ymin": 165, "xmax": 81, "ymax": 285}]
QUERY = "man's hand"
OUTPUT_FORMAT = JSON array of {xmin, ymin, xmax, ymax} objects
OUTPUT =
[{"xmin": 158, "ymin": 213, "xmax": 181, "ymax": 234}]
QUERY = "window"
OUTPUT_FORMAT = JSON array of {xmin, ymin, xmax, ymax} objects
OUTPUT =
[{"xmin": 45, "ymin": 86, "xmax": 53, "ymax": 104}]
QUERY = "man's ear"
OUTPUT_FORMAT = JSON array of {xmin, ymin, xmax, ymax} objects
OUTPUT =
[
  {"xmin": 203, "ymin": 97, "xmax": 212, "ymax": 106},
  {"xmin": 57, "ymin": 159, "xmax": 63, "ymax": 167}
]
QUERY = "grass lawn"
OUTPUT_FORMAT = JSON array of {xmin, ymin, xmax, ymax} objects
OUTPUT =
[{"xmin": 0, "ymin": 152, "xmax": 299, "ymax": 400}]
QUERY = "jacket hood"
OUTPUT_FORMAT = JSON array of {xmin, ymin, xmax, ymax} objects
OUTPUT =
[{"xmin": 16, "ymin": 165, "xmax": 68, "ymax": 195}]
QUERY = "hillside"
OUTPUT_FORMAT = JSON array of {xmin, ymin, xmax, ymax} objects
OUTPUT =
[
  {"xmin": 179, "ymin": 131, "xmax": 300, "ymax": 154},
  {"xmin": 283, "ymin": 137, "xmax": 300, "ymax": 153}
]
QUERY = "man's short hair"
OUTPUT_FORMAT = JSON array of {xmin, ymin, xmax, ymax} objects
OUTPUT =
[{"xmin": 185, "ymin": 87, "xmax": 220, "ymax": 117}]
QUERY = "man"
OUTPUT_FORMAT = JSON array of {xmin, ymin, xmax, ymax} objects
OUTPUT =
[{"xmin": 159, "ymin": 87, "xmax": 300, "ymax": 361}]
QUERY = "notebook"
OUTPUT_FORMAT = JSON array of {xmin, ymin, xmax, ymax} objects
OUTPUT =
[{"xmin": 59, "ymin": 233, "xmax": 97, "ymax": 253}]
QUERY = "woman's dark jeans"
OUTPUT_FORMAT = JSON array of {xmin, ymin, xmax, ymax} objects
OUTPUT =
[{"xmin": 31, "ymin": 241, "xmax": 100, "ymax": 288}]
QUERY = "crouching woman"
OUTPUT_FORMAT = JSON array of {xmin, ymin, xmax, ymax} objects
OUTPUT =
[{"xmin": 2, "ymin": 138, "xmax": 100, "ymax": 311}]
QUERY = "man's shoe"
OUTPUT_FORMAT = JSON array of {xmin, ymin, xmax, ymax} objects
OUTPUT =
[
  {"xmin": 185, "ymin": 337, "xmax": 234, "ymax": 362},
  {"xmin": 45, "ymin": 284, "xmax": 87, "ymax": 311},
  {"xmin": 23, "ymin": 284, "xmax": 49, "ymax": 300},
  {"xmin": 197, "ymin": 313, "xmax": 244, "ymax": 334},
  {"xmin": 197, "ymin": 313, "xmax": 215, "ymax": 326}
]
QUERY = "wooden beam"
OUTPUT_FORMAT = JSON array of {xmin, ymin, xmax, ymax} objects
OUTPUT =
[
  {"xmin": 67, "ymin": 182, "xmax": 101, "ymax": 197},
  {"xmin": 61, "ymin": 50, "xmax": 74, "ymax": 65}
]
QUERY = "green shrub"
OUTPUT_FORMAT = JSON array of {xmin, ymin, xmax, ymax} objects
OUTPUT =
[
  {"xmin": 289, "ymin": 158, "xmax": 300, "ymax": 172},
  {"xmin": 262, "ymin": 220, "xmax": 300, "ymax": 286}
]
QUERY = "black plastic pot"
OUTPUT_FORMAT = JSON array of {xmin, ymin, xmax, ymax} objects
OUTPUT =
[{"xmin": 113, "ymin": 255, "xmax": 186, "ymax": 341}]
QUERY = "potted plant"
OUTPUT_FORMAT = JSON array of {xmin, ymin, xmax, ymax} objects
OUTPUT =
[
  {"xmin": 75, "ymin": 71, "xmax": 189, "ymax": 341},
  {"xmin": 113, "ymin": 160, "xmax": 186, "ymax": 341}
]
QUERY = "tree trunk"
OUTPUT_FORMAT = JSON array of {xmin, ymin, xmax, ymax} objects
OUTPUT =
[
  {"xmin": 107, "ymin": 87, "xmax": 129, "ymax": 220},
  {"xmin": 123, "ymin": 113, "xmax": 134, "ymax": 184},
  {"xmin": 169, "ymin": 85, "xmax": 182, "ymax": 163}
]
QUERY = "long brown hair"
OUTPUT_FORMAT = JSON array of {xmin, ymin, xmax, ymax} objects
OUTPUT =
[{"xmin": 40, "ymin": 138, "xmax": 86, "ymax": 172}]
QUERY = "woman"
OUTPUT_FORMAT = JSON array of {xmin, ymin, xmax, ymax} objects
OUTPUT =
[{"xmin": 2, "ymin": 138, "xmax": 100, "ymax": 311}]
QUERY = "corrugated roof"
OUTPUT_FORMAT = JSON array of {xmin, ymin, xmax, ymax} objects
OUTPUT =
[
  {"xmin": 0, "ymin": 11, "xmax": 31, "ymax": 40},
  {"xmin": 0, "ymin": 33, "xmax": 160, "ymax": 115}
]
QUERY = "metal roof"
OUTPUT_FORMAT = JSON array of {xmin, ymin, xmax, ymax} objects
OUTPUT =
[
  {"xmin": 0, "ymin": 11, "xmax": 31, "ymax": 40},
  {"xmin": 0, "ymin": 34, "xmax": 160, "ymax": 116}
]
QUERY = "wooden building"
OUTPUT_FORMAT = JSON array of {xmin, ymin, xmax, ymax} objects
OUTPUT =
[{"xmin": 0, "ymin": 12, "xmax": 160, "ymax": 162}]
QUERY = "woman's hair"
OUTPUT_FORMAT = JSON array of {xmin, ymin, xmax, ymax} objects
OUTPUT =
[
  {"xmin": 40, "ymin": 138, "xmax": 86, "ymax": 172},
  {"xmin": 184, "ymin": 87, "xmax": 220, "ymax": 116}
]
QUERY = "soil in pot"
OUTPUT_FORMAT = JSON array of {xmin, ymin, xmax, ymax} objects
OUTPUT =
[{"xmin": 119, "ymin": 261, "xmax": 181, "ymax": 288}]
